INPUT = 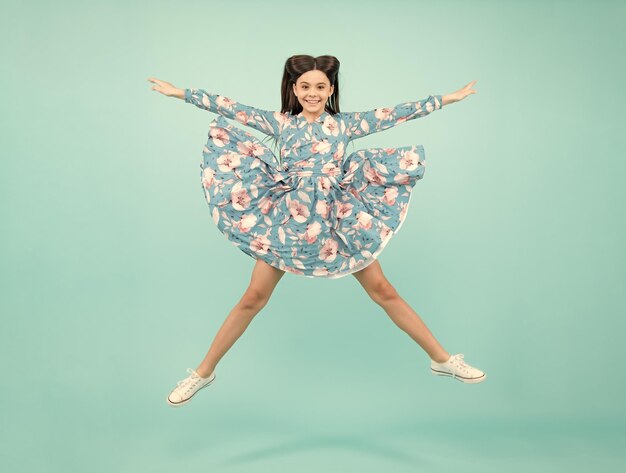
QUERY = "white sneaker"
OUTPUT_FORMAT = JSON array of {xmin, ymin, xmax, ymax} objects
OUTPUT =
[
  {"xmin": 167, "ymin": 368, "xmax": 216, "ymax": 407},
  {"xmin": 431, "ymin": 353, "xmax": 486, "ymax": 384}
]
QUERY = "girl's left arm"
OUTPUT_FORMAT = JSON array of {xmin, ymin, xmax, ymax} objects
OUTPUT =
[
  {"xmin": 184, "ymin": 88, "xmax": 283, "ymax": 137},
  {"xmin": 342, "ymin": 94, "xmax": 443, "ymax": 140},
  {"xmin": 342, "ymin": 80, "xmax": 478, "ymax": 140}
]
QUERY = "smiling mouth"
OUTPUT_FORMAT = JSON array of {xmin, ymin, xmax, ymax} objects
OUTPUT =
[{"xmin": 305, "ymin": 100, "xmax": 320, "ymax": 104}]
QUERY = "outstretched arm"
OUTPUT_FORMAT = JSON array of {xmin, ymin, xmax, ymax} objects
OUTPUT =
[
  {"xmin": 343, "ymin": 80, "xmax": 478, "ymax": 140},
  {"xmin": 147, "ymin": 77, "xmax": 283, "ymax": 137},
  {"xmin": 440, "ymin": 80, "xmax": 477, "ymax": 106},
  {"xmin": 342, "ymin": 95, "xmax": 443, "ymax": 140},
  {"xmin": 183, "ymin": 88, "xmax": 283, "ymax": 137}
]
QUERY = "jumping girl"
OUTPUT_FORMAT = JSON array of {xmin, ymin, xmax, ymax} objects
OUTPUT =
[{"xmin": 147, "ymin": 54, "xmax": 486, "ymax": 407}]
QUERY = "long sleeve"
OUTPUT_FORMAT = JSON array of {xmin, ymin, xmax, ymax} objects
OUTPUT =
[
  {"xmin": 342, "ymin": 94, "xmax": 443, "ymax": 140},
  {"xmin": 184, "ymin": 88, "xmax": 282, "ymax": 137}
]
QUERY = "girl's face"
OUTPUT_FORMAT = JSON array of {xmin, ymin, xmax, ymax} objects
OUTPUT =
[{"xmin": 292, "ymin": 70, "xmax": 334, "ymax": 115}]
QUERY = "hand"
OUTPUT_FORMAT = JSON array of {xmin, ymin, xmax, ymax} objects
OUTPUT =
[
  {"xmin": 442, "ymin": 80, "xmax": 477, "ymax": 106},
  {"xmin": 147, "ymin": 77, "xmax": 184, "ymax": 99}
]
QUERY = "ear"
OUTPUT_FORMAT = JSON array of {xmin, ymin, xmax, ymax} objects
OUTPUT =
[
  {"xmin": 292, "ymin": 84, "xmax": 297, "ymax": 96},
  {"xmin": 330, "ymin": 84, "xmax": 334, "ymax": 96}
]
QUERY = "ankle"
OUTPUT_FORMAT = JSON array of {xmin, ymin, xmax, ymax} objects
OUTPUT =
[
  {"xmin": 196, "ymin": 366, "xmax": 215, "ymax": 379},
  {"xmin": 432, "ymin": 353, "xmax": 451, "ymax": 364}
]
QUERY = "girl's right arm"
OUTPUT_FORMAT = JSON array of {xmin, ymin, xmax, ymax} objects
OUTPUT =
[
  {"xmin": 147, "ymin": 77, "xmax": 282, "ymax": 137},
  {"xmin": 183, "ymin": 88, "xmax": 283, "ymax": 137}
]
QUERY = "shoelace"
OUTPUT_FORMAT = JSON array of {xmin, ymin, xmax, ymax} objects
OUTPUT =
[
  {"xmin": 447, "ymin": 354, "xmax": 471, "ymax": 380},
  {"xmin": 176, "ymin": 368, "xmax": 203, "ymax": 395}
]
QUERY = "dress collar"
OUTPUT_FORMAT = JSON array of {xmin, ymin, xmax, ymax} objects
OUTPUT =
[{"xmin": 296, "ymin": 110, "xmax": 329, "ymax": 124}]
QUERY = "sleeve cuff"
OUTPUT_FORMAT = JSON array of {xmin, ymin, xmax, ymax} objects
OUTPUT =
[
  {"xmin": 434, "ymin": 94, "xmax": 443, "ymax": 110},
  {"xmin": 184, "ymin": 88, "xmax": 193, "ymax": 102}
]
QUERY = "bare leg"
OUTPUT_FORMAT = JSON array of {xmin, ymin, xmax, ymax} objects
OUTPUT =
[
  {"xmin": 195, "ymin": 258, "xmax": 285, "ymax": 377},
  {"xmin": 352, "ymin": 260, "xmax": 450, "ymax": 363}
]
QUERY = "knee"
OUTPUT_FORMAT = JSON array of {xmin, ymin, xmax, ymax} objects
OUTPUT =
[
  {"xmin": 238, "ymin": 287, "xmax": 270, "ymax": 312},
  {"xmin": 368, "ymin": 279, "xmax": 400, "ymax": 305}
]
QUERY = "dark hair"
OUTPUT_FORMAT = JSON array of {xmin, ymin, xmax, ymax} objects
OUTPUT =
[
  {"xmin": 262, "ymin": 54, "xmax": 342, "ymax": 152},
  {"xmin": 280, "ymin": 54, "xmax": 341, "ymax": 115}
]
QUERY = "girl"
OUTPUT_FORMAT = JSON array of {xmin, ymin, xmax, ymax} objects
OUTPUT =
[{"xmin": 148, "ymin": 54, "xmax": 485, "ymax": 407}]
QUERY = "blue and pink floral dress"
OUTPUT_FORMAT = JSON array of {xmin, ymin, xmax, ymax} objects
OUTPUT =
[{"xmin": 184, "ymin": 88, "xmax": 443, "ymax": 278}]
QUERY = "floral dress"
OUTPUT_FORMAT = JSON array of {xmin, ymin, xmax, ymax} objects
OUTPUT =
[{"xmin": 184, "ymin": 88, "xmax": 443, "ymax": 279}]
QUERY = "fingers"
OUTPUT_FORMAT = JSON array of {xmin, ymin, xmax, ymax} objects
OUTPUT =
[
  {"xmin": 147, "ymin": 77, "xmax": 168, "ymax": 88},
  {"xmin": 466, "ymin": 80, "xmax": 477, "ymax": 88},
  {"xmin": 464, "ymin": 80, "xmax": 477, "ymax": 97},
  {"xmin": 147, "ymin": 77, "xmax": 168, "ymax": 95}
]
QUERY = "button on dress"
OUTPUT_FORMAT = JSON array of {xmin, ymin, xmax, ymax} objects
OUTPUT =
[{"xmin": 184, "ymin": 88, "xmax": 443, "ymax": 279}]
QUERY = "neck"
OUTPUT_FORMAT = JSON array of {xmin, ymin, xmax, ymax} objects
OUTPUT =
[{"xmin": 300, "ymin": 110, "xmax": 324, "ymax": 122}]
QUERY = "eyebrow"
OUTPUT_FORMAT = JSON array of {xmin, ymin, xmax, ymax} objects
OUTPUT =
[{"xmin": 301, "ymin": 82, "xmax": 327, "ymax": 85}]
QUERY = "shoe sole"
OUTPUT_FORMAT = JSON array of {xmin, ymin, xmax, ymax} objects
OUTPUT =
[
  {"xmin": 431, "ymin": 368, "xmax": 486, "ymax": 384},
  {"xmin": 166, "ymin": 374, "xmax": 216, "ymax": 407}
]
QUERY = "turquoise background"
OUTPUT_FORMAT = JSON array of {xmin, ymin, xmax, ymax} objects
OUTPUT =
[{"xmin": 2, "ymin": 0, "xmax": 625, "ymax": 471}]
